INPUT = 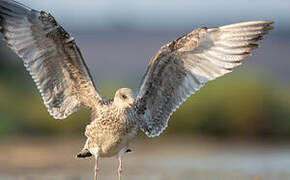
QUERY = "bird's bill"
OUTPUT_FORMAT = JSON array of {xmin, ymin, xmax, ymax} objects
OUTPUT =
[{"xmin": 129, "ymin": 103, "xmax": 135, "ymax": 108}]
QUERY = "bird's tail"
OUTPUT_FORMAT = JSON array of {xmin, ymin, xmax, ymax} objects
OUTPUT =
[{"xmin": 76, "ymin": 149, "xmax": 92, "ymax": 158}]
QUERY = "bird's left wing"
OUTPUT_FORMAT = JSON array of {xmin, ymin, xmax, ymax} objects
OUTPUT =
[
  {"xmin": 0, "ymin": 0, "xmax": 103, "ymax": 119},
  {"xmin": 135, "ymin": 21, "xmax": 274, "ymax": 137}
]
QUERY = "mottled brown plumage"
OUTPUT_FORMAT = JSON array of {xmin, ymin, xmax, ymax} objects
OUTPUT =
[{"xmin": 0, "ymin": 0, "xmax": 274, "ymax": 180}]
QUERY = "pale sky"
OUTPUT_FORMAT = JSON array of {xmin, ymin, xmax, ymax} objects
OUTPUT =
[{"xmin": 17, "ymin": 0, "xmax": 290, "ymax": 31}]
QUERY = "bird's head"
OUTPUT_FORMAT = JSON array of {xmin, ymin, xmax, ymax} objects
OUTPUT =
[{"xmin": 113, "ymin": 88, "xmax": 135, "ymax": 109}]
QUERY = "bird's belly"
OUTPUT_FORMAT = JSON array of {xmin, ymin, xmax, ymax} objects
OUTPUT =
[
  {"xmin": 85, "ymin": 121, "xmax": 138, "ymax": 157},
  {"xmin": 99, "ymin": 135, "xmax": 128, "ymax": 157}
]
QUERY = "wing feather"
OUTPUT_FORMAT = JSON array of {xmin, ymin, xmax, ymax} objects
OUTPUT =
[
  {"xmin": 0, "ymin": 0, "xmax": 103, "ymax": 119},
  {"xmin": 135, "ymin": 21, "xmax": 274, "ymax": 137}
]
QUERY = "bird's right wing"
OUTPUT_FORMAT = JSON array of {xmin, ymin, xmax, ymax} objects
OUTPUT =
[
  {"xmin": 135, "ymin": 21, "xmax": 274, "ymax": 137},
  {"xmin": 0, "ymin": 0, "xmax": 103, "ymax": 119}
]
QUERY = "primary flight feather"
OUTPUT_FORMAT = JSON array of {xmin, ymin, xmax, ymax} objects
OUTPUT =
[{"xmin": 0, "ymin": 0, "xmax": 274, "ymax": 180}]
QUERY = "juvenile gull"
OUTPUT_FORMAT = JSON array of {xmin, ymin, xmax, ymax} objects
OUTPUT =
[{"xmin": 0, "ymin": 0, "xmax": 274, "ymax": 179}]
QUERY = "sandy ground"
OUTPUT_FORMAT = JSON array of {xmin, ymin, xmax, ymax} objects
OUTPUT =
[{"xmin": 0, "ymin": 136, "xmax": 290, "ymax": 180}]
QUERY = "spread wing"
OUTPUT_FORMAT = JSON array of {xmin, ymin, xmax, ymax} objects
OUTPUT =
[
  {"xmin": 0, "ymin": 0, "xmax": 103, "ymax": 119},
  {"xmin": 135, "ymin": 21, "xmax": 274, "ymax": 137}
]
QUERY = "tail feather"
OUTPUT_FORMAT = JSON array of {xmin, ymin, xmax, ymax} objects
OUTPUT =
[
  {"xmin": 126, "ymin": 149, "xmax": 132, "ymax": 153},
  {"xmin": 76, "ymin": 149, "xmax": 92, "ymax": 158}
]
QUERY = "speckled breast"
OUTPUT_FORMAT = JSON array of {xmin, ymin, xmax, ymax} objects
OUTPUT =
[{"xmin": 85, "ymin": 106, "xmax": 139, "ymax": 157}]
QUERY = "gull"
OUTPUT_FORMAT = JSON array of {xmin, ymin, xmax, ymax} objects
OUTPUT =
[{"xmin": 0, "ymin": 0, "xmax": 274, "ymax": 180}]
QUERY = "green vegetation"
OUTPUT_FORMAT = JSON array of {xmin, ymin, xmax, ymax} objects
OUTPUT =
[
  {"xmin": 0, "ymin": 63, "xmax": 290, "ymax": 138},
  {"xmin": 168, "ymin": 75, "xmax": 290, "ymax": 138}
]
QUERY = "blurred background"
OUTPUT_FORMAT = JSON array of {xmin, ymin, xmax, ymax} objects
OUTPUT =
[{"xmin": 0, "ymin": 0, "xmax": 290, "ymax": 180}]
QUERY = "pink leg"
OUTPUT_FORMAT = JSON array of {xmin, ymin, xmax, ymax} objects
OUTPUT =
[
  {"xmin": 118, "ymin": 155, "xmax": 123, "ymax": 180},
  {"xmin": 94, "ymin": 157, "xmax": 99, "ymax": 180}
]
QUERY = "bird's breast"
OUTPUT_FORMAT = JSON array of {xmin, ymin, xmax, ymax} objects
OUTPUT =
[{"xmin": 85, "ymin": 107, "xmax": 138, "ymax": 157}]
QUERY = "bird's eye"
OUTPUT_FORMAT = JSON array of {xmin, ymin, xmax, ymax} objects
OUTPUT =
[{"xmin": 122, "ymin": 95, "xmax": 127, "ymax": 99}]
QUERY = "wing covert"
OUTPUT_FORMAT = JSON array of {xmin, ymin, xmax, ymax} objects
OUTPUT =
[{"xmin": 135, "ymin": 21, "xmax": 274, "ymax": 137}]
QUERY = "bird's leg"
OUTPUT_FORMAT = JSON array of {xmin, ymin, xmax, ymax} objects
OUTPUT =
[
  {"xmin": 118, "ymin": 149, "xmax": 126, "ymax": 180},
  {"xmin": 118, "ymin": 155, "xmax": 123, "ymax": 180},
  {"xmin": 94, "ymin": 156, "xmax": 99, "ymax": 180}
]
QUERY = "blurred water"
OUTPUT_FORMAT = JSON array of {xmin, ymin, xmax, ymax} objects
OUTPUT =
[{"xmin": 1, "ymin": 137, "xmax": 290, "ymax": 180}]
